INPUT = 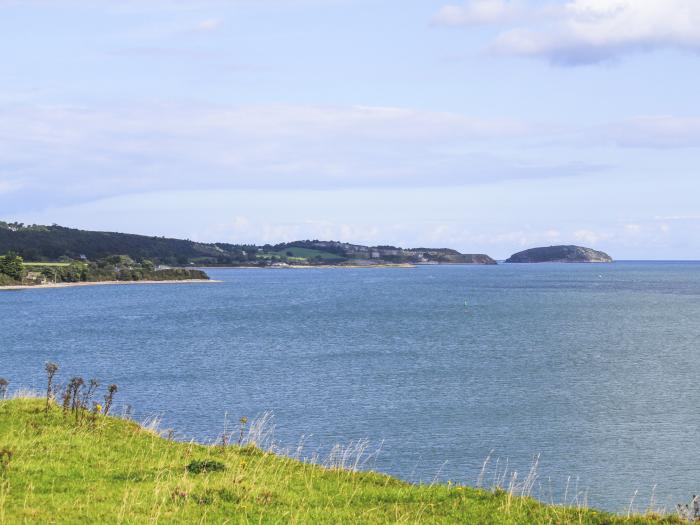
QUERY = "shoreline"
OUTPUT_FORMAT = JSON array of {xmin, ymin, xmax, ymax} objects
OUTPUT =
[
  {"xmin": 0, "ymin": 279, "xmax": 219, "ymax": 291},
  {"xmin": 197, "ymin": 263, "xmax": 417, "ymax": 269}
]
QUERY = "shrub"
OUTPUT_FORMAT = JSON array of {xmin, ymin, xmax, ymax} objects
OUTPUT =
[
  {"xmin": 186, "ymin": 460, "xmax": 226, "ymax": 474},
  {"xmin": 0, "ymin": 252, "xmax": 24, "ymax": 281}
]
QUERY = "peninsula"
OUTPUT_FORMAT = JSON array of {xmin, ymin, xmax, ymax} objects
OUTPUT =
[
  {"xmin": 0, "ymin": 221, "xmax": 496, "ymax": 268},
  {"xmin": 505, "ymin": 245, "xmax": 613, "ymax": 263}
]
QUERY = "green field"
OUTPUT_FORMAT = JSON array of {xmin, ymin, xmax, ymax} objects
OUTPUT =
[
  {"xmin": 23, "ymin": 262, "xmax": 71, "ymax": 267},
  {"xmin": 272, "ymin": 247, "xmax": 341, "ymax": 260},
  {"xmin": 0, "ymin": 398, "xmax": 678, "ymax": 524}
]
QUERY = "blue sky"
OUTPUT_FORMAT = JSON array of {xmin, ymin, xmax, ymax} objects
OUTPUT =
[{"xmin": 2, "ymin": 0, "xmax": 700, "ymax": 259}]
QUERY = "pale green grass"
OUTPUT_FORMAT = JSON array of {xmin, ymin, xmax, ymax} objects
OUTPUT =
[
  {"xmin": 272, "ymin": 247, "xmax": 341, "ymax": 260},
  {"xmin": 23, "ymin": 262, "xmax": 71, "ymax": 267},
  {"xmin": 0, "ymin": 399, "xmax": 681, "ymax": 524}
]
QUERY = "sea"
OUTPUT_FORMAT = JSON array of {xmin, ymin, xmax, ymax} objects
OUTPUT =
[{"xmin": 2, "ymin": 262, "xmax": 699, "ymax": 512}]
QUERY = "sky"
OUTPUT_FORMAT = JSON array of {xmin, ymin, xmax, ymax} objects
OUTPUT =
[{"xmin": 2, "ymin": 0, "xmax": 700, "ymax": 259}]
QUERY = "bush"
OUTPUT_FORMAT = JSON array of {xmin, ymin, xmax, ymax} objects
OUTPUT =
[
  {"xmin": 186, "ymin": 460, "xmax": 226, "ymax": 474},
  {"xmin": 0, "ymin": 252, "xmax": 24, "ymax": 281},
  {"xmin": 0, "ymin": 273, "xmax": 18, "ymax": 285}
]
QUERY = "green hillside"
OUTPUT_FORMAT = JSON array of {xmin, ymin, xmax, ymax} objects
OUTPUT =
[
  {"xmin": 0, "ymin": 221, "xmax": 496, "ymax": 267},
  {"xmin": 0, "ymin": 398, "xmax": 677, "ymax": 524},
  {"xmin": 272, "ymin": 246, "xmax": 343, "ymax": 260},
  {"xmin": 0, "ymin": 222, "xmax": 231, "ymax": 266}
]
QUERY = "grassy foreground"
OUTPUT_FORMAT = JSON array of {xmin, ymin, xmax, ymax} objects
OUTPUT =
[{"xmin": 0, "ymin": 399, "xmax": 679, "ymax": 524}]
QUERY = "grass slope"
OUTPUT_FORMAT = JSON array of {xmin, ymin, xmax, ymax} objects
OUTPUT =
[
  {"xmin": 22, "ymin": 262, "xmax": 70, "ymax": 267},
  {"xmin": 0, "ymin": 399, "xmax": 679, "ymax": 524},
  {"xmin": 272, "ymin": 247, "xmax": 341, "ymax": 260}
]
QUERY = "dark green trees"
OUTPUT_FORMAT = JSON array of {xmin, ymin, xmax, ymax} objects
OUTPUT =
[{"xmin": 0, "ymin": 252, "xmax": 24, "ymax": 281}]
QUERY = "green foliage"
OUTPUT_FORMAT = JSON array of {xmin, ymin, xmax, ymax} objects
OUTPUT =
[
  {"xmin": 0, "ymin": 221, "xmax": 49, "ymax": 232},
  {"xmin": 186, "ymin": 460, "xmax": 226, "ymax": 474},
  {"xmin": 0, "ymin": 398, "xmax": 682, "ymax": 524},
  {"xmin": 0, "ymin": 224, "xmax": 235, "ymax": 265},
  {"xmin": 0, "ymin": 251, "xmax": 24, "ymax": 281},
  {"xmin": 104, "ymin": 254, "xmax": 135, "ymax": 267},
  {"xmin": 22, "ymin": 259, "xmax": 208, "ymax": 285},
  {"xmin": 0, "ymin": 273, "xmax": 17, "ymax": 285}
]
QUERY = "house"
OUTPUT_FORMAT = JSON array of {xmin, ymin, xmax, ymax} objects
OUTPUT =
[{"xmin": 25, "ymin": 272, "xmax": 48, "ymax": 285}]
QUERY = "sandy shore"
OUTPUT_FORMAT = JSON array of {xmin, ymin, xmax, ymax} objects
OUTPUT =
[{"xmin": 0, "ymin": 279, "xmax": 220, "ymax": 291}]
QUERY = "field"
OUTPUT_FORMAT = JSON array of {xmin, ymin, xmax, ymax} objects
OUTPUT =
[
  {"xmin": 272, "ymin": 247, "xmax": 342, "ymax": 260},
  {"xmin": 0, "ymin": 398, "xmax": 679, "ymax": 524},
  {"xmin": 22, "ymin": 261, "xmax": 70, "ymax": 271},
  {"xmin": 23, "ymin": 262, "xmax": 71, "ymax": 267}
]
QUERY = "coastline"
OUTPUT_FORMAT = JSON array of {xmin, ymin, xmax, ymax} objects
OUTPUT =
[
  {"xmin": 203, "ymin": 263, "xmax": 416, "ymax": 269},
  {"xmin": 281, "ymin": 263, "xmax": 417, "ymax": 269},
  {"xmin": 0, "ymin": 279, "xmax": 219, "ymax": 291}
]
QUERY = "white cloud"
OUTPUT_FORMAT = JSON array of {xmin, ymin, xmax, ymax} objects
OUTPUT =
[
  {"xmin": 436, "ymin": 0, "xmax": 700, "ymax": 64},
  {"xmin": 606, "ymin": 116, "xmax": 700, "ymax": 148},
  {"xmin": 434, "ymin": 0, "xmax": 525, "ymax": 26},
  {"xmin": 623, "ymin": 223, "xmax": 642, "ymax": 235},
  {"xmin": 654, "ymin": 214, "xmax": 700, "ymax": 221},
  {"xmin": 0, "ymin": 178, "xmax": 24, "ymax": 194},
  {"xmin": 194, "ymin": 18, "xmax": 222, "ymax": 32},
  {"xmin": 573, "ymin": 228, "xmax": 611, "ymax": 245}
]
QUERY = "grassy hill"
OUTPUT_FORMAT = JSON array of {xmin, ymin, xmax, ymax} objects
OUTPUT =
[
  {"xmin": 0, "ymin": 398, "xmax": 678, "ymax": 524},
  {"xmin": 0, "ymin": 221, "xmax": 496, "ymax": 267},
  {"xmin": 272, "ymin": 246, "xmax": 344, "ymax": 260},
  {"xmin": 0, "ymin": 223, "xmax": 228, "ymax": 265}
]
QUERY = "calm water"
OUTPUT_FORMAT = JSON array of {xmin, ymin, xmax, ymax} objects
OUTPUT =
[{"xmin": 2, "ymin": 262, "xmax": 700, "ymax": 512}]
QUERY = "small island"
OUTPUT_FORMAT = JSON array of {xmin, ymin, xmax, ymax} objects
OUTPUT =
[{"xmin": 505, "ymin": 245, "xmax": 613, "ymax": 263}]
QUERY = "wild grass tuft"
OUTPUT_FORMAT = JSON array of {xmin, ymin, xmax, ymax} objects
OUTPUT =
[{"xmin": 44, "ymin": 362, "xmax": 58, "ymax": 413}]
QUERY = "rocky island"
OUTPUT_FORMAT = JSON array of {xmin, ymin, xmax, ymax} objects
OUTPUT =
[{"xmin": 505, "ymin": 245, "xmax": 613, "ymax": 263}]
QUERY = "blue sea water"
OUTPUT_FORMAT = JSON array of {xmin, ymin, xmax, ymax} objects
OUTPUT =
[{"xmin": 2, "ymin": 262, "xmax": 700, "ymax": 512}]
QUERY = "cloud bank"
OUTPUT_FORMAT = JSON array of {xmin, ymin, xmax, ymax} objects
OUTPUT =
[
  {"xmin": 435, "ymin": 0, "xmax": 700, "ymax": 65},
  {"xmin": 3, "ymin": 100, "xmax": 698, "ymax": 217},
  {"xmin": 0, "ymin": 102, "xmax": 595, "ymax": 214}
]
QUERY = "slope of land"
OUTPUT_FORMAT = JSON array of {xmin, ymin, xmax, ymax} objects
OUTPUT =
[
  {"xmin": 0, "ymin": 221, "xmax": 496, "ymax": 267},
  {"xmin": 0, "ymin": 398, "xmax": 676, "ymax": 524},
  {"xmin": 505, "ymin": 245, "xmax": 613, "ymax": 263}
]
